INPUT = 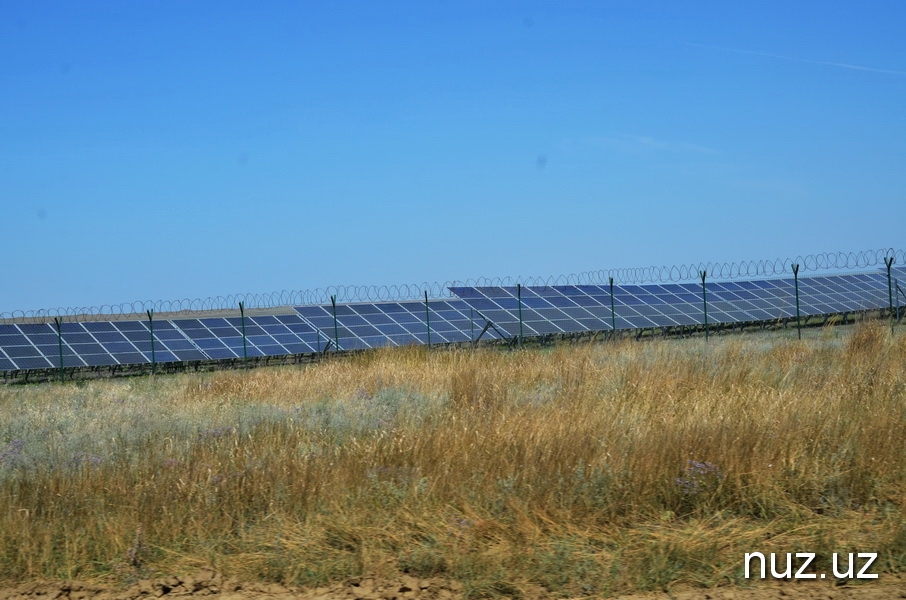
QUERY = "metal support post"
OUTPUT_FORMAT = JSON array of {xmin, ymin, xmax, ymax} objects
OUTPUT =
[
  {"xmin": 896, "ymin": 279, "xmax": 901, "ymax": 323},
  {"xmin": 517, "ymin": 283, "xmax": 523, "ymax": 347},
  {"xmin": 609, "ymin": 277, "xmax": 616, "ymax": 339},
  {"xmin": 147, "ymin": 309, "xmax": 156, "ymax": 374},
  {"xmin": 700, "ymin": 271, "xmax": 709, "ymax": 341},
  {"xmin": 424, "ymin": 291, "xmax": 431, "ymax": 349},
  {"xmin": 239, "ymin": 301, "xmax": 248, "ymax": 363},
  {"xmin": 792, "ymin": 264, "xmax": 802, "ymax": 340},
  {"xmin": 53, "ymin": 317, "xmax": 65, "ymax": 383},
  {"xmin": 893, "ymin": 279, "xmax": 900, "ymax": 323},
  {"xmin": 886, "ymin": 256, "xmax": 895, "ymax": 333},
  {"xmin": 331, "ymin": 295, "xmax": 340, "ymax": 352}
]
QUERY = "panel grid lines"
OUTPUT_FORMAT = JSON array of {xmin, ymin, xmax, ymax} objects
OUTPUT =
[
  {"xmin": 293, "ymin": 299, "xmax": 503, "ymax": 350},
  {"xmin": 448, "ymin": 270, "xmax": 893, "ymax": 337}
]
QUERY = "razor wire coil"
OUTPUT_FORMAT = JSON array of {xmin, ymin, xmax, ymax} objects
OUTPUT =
[{"xmin": 3, "ymin": 247, "xmax": 902, "ymax": 322}]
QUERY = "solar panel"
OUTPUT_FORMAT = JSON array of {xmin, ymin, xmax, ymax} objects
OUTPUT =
[
  {"xmin": 449, "ymin": 271, "xmax": 892, "ymax": 338},
  {"xmin": 1, "ymin": 323, "xmax": 87, "ymax": 368},
  {"xmin": 294, "ymin": 299, "xmax": 503, "ymax": 351},
  {"xmin": 0, "ymin": 267, "xmax": 899, "ymax": 373}
]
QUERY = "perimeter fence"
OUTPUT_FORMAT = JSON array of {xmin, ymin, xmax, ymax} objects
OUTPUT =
[{"xmin": 3, "ymin": 247, "xmax": 903, "ymax": 323}]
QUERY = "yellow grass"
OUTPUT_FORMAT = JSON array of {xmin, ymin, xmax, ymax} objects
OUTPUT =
[{"xmin": 0, "ymin": 321, "xmax": 904, "ymax": 597}]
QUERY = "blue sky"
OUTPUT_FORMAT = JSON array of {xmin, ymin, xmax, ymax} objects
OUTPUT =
[{"xmin": 2, "ymin": 1, "xmax": 904, "ymax": 312}]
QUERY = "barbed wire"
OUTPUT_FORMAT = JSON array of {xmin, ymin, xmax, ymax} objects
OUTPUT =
[{"xmin": 3, "ymin": 247, "xmax": 901, "ymax": 322}]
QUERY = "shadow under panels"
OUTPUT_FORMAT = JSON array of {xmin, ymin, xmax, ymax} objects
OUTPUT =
[
  {"xmin": 294, "ymin": 299, "xmax": 503, "ymax": 351},
  {"xmin": 448, "ymin": 272, "xmax": 890, "ymax": 337}
]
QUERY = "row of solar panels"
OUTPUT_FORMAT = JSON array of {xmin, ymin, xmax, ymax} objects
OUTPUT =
[
  {"xmin": 296, "ymin": 299, "xmax": 504, "ymax": 351},
  {"xmin": 0, "ymin": 301, "xmax": 503, "ymax": 371},
  {"xmin": 0, "ymin": 315, "xmax": 330, "ymax": 371},
  {"xmin": 449, "ymin": 271, "xmax": 895, "ymax": 337},
  {"xmin": 0, "ymin": 269, "xmax": 902, "ymax": 372},
  {"xmin": 307, "ymin": 270, "xmax": 897, "ymax": 349}
]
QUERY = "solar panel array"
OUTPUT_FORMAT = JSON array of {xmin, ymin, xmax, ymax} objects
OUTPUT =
[
  {"xmin": 0, "ymin": 315, "xmax": 328, "ymax": 371},
  {"xmin": 0, "ymin": 269, "xmax": 899, "ymax": 373},
  {"xmin": 449, "ymin": 271, "xmax": 891, "ymax": 336},
  {"xmin": 295, "ymin": 299, "xmax": 503, "ymax": 351}
]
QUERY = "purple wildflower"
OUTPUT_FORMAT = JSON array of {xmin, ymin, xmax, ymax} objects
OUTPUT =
[
  {"xmin": 675, "ymin": 460, "xmax": 723, "ymax": 496},
  {"xmin": 0, "ymin": 439, "xmax": 25, "ymax": 465}
]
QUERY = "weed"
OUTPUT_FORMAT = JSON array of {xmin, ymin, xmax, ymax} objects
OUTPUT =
[{"xmin": 0, "ymin": 323, "xmax": 902, "ymax": 593}]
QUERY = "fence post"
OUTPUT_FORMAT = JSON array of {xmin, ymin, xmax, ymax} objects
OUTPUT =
[
  {"xmin": 147, "ymin": 309, "xmax": 156, "ymax": 374},
  {"xmin": 517, "ymin": 283, "xmax": 523, "ymax": 347},
  {"xmin": 893, "ymin": 279, "xmax": 900, "ymax": 323},
  {"xmin": 886, "ymin": 256, "xmax": 895, "ymax": 333},
  {"xmin": 239, "ymin": 301, "xmax": 248, "ymax": 364},
  {"xmin": 700, "ymin": 271, "xmax": 709, "ymax": 341},
  {"xmin": 331, "ymin": 295, "xmax": 340, "ymax": 352},
  {"xmin": 471, "ymin": 307, "xmax": 475, "ymax": 343},
  {"xmin": 424, "ymin": 291, "xmax": 431, "ymax": 349},
  {"xmin": 53, "ymin": 317, "xmax": 65, "ymax": 383},
  {"xmin": 609, "ymin": 277, "xmax": 616, "ymax": 339},
  {"xmin": 792, "ymin": 264, "xmax": 802, "ymax": 340}
]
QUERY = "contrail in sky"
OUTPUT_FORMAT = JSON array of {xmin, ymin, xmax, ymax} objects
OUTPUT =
[{"xmin": 686, "ymin": 42, "xmax": 906, "ymax": 76}]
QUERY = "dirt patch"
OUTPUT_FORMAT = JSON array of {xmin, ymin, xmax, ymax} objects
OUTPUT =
[
  {"xmin": 2, "ymin": 572, "xmax": 906, "ymax": 600},
  {"xmin": 0, "ymin": 572, "xmax": 461, "ymax": 600}
]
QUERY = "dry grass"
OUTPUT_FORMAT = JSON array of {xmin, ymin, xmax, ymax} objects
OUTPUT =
[{"xmin": 1, "ymin": 322, "xmax": 905, "ymax": 597}]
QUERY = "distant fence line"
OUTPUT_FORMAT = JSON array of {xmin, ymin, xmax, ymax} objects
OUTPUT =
[{"xmin": 3, "ymin": 247, "xmax": 902, "ymax": 322}]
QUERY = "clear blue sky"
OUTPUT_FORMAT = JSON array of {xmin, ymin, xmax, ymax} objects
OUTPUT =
[{"xmin": 2, "ymin": 1, "xmax": 904, "ymax": 312}]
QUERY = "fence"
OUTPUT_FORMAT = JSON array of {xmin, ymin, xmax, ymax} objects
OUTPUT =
[{"xmin": 2, "ymin": 247, "xmax": 903, "ymax": 323}]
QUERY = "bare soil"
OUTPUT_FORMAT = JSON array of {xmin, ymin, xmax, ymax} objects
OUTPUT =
[{"xmin": 2, "ymin": 572, "xmax": 906, "ymax": 600}]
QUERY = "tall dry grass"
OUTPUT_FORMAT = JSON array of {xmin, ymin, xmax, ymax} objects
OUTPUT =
[{"xmin": 0, "ymin": 322, "xmax": 905, "ymax": 596}]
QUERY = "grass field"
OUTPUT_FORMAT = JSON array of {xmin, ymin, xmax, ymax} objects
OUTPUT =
[{"xmin": 0, "ymin": 321, "xmax": 904, "ymax": 597}]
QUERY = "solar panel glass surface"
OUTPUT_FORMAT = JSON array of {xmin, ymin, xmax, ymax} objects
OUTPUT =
[
  {"xmin": 449, "ymin": 271, "xmax": 892, "ymax": 337},
  {"xmin": 292, "ymin": 299, "xmax": 500, "ymax": 350}
]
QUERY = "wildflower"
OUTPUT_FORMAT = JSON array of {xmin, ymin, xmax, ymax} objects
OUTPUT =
[
  {"xmin": 68, "ymin": 452, "xmax": 104, "ymax": 468},
  {"xmin": 0, "ymin": 439, "xmax": 25, "ymax": 465},
  {"xmin": 197, "ymin": 426, "xmax": 235, "ymax": 441},
  {"xmin": 675, "ymin": 460, "xmax": 723, "ymax": 496}
]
